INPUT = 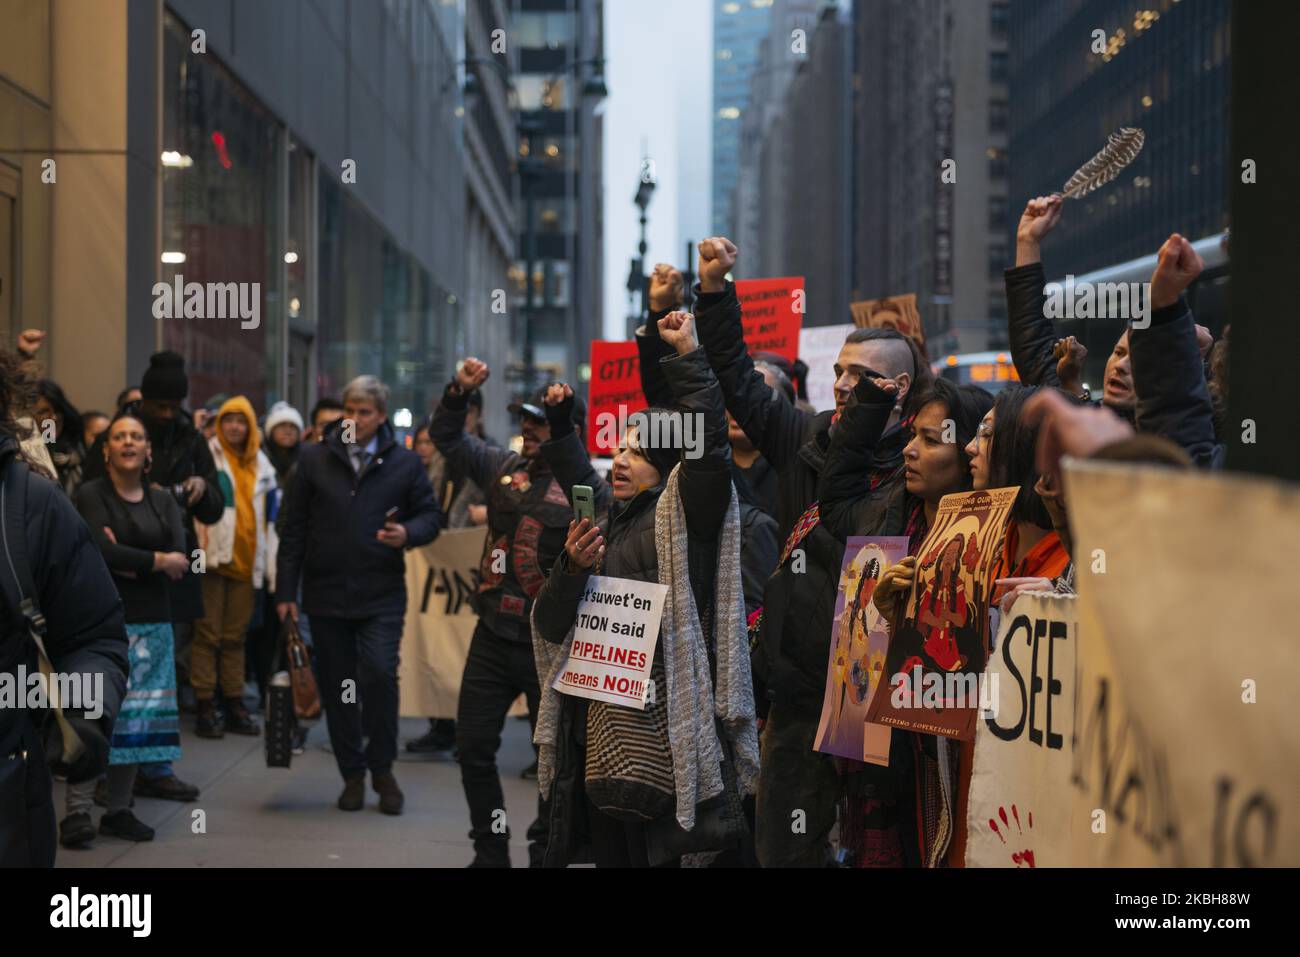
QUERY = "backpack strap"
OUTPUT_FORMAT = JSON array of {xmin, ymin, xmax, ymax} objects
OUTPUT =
[{"xmin": 1, "ymin": 456, "xmax": 84, "ymax": 763}]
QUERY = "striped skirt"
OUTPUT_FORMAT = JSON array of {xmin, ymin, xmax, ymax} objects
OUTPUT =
[{"xmin": 109, "ymin": 621, "xmax": 182, "ymax": 765}]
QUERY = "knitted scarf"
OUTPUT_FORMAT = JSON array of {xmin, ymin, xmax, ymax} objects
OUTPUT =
[{"xmin": 531, "ymin": 464, "xmax": 760, "ymax": 831}]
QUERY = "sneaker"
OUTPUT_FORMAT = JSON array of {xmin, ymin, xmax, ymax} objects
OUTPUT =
[
  {"xmin": 291, "ymin": 725, "xmax": 308, "ymax": 756},
  {"xmin": 195, "ymin": 699, "xmax": 224, "ymax": 738},
  {"xmin": 520, "ymin": 760, "xmax": 539, "ymax": 781},
  {"xmin": 93, "ymin": 778, "xmax": 133, "ymax": 809},
  {"xmin": 99, "ymin": 809, "xmax": 155, "ymax": 842},
  {"xmin": 223, "ymin": 698, "xmax": 260, "ymax": 736},
  {"xmin": 133, "ymin": 773, "xmax": 200, "ymax": 802},
  {"xmin": 59, "ymin": 813, "xmax": 96, "ymax": 848},
  {"xmin": 372, "ymin": 772, "xmax": 405, "ymax": 815},
  {"xmin": 338, "ymin": 776, "xmax": 365, "ymax": 811}
]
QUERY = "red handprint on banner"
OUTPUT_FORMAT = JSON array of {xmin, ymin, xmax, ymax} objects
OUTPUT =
[{"xmin": 986, "ymin": 804, "xmax": 1036, "ymax": 868}]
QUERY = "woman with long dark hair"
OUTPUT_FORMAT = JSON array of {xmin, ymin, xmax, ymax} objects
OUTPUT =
[
  {"xmin": 61, "ymin": 411, "xmax": 195, "ymax": 846},
  {"xmin": 962, "ymin": 384, "xmax": 1070, "ymax": 613},
  {"xmin": 33, "ymin": 379, "xmax": 85, "ymax": 495},
  {"xmin": 819, "ymin": 374, "xmax": 993, "ymax": 868}
]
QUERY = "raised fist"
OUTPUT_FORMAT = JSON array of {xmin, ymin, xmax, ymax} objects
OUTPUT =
[
  {"xmin": 697, "ymin": 237, "xmax": 738, "ymax": 293},
  {"xmin": 1150, "ymin": 233, "xmax": 1204, "ymax": 311},
  {"xmin": 1052, "ymin": 335, "xmax": 1088, "ymax": 393},
  {"xmin": 649, "ymin": 263, "xmax": 684, "ymax": 312},
  {"xmin": 455, "ymin": 357, "xmax": 490, "ymax": 392},
  {"xmin": 1016, "ymin": 195, "xmax": 1063, "ymax": 247},
  {"xmin": 658, "ymin": 310, "xmax": 698, "ymax": 355},
  {"xmin": 544, "ymin": 382, "xmax": 573, "ymax": 407}
]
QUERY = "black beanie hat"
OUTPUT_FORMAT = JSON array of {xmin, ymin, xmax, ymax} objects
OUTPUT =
[
  {"xmin": 141, "ymin": 351, "xmax": 189, "ymax": 401},
  {"xmin": 627, "ymin": 407, "xmax": 682, "ymax": 482}
]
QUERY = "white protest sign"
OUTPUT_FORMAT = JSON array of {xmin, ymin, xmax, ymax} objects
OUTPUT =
[
  {"xmin": 552, "ymin": 575, "xmax": 668, "ymax": 709},
  {"xmin": 968, "ymin": 592, "xmax": 1077, "ymax": 868},
  {"xmin": 798, "ymin": 323, "xmax": 855, "ymax": 414}
]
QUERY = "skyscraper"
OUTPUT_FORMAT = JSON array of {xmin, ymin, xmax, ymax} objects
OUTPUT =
[
  {"xmin": 1008, "ymin": 0, "xmax": 1231, "ymax": 276},
  {"xmin": 511, "ymin": 0, "xmax": 607, "ymax": 392},
  {"xmin": 713, "ymin": 0, "xmax": 775, "ymax": 238}
]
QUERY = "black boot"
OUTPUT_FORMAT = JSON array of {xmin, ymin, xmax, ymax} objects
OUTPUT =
[
  {"xmin": 196, "ymin": 699, "xmax": 224, "ymax": 738},
  {"xmin": 467, "ymin": 834, "xmax": 512, "ymax": 868},
  {"xmin": 223, "ymin": 698, "xmax": 260, "ymax": 736}
]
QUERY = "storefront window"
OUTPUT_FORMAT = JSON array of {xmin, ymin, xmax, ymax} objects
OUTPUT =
[{"xmin": 161, "ymin": 13, "xmax": 283, "ymax": 412}]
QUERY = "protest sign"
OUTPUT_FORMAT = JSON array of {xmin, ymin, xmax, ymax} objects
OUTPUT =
[
  {"xmin": 963, "ymin": 463, "xmax": 1300, "ymax": 868},
  {"xmin": 813, "ymin": 537, "xmax": 909, "ymax": 764},
  {"xmin": 967, "ymin": 592, "xmax": 1077, "ymax": 868},
  {"xmin": 850, "ymin": 293, "xmax": 926, "ymax": 355},
  {"xmin": 399, "ymin": 527, "xmax": 526, "ymax": 718},
  {"xmin": 867, "ymin": 486, "xmax": 1017, "ymax": 741},
  {"xmin": 798, "ymin": 323, "xmax": 856, "ymax": 413},
  {"xmin": 736, "ymin": 276, "xmax": 804, "ymax": 363},
  {"xmin": 587, "ymin": 340, "xmax": 645, "ymax": 456},
  {"xmin": 1063, "ymin": 460, "xmax": 1299, "ymax": 867},
  {"xmin": 552, "ymin": 575, "xmax": 668, "ymax": 709}
]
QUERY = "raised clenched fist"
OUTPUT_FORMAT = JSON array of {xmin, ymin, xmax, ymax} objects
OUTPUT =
[
  {"xmin": 455, "ymin": 357, "xmax": 490, "ymax": 392},
  {"xmin": 649, "ymin": 263, "xmax": 684, "ymax": 312},
  {"xmin": 1016, "ymin": 195, "xmax": 1063, "ymax": 247},
  {"xmin": 1150, "ymin": 233, "xmax": 1205, "ymax": 311},
  {"xmin": 657, "ymin": 310, "xmax": 698, "ymax": 355},
  {"xmin": 697, "ymin": 237, "xmax": 738, "ymax": 293}
]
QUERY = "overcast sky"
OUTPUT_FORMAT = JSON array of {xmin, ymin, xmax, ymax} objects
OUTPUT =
[{"xmin": 601, "ymin": 0, "xmax": 713, "ymax": 340}]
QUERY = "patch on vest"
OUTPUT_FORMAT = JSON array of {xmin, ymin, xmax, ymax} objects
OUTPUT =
[
  {"xmin": 500, "ymin": 595, "xmax": 526, "ymax": 617},
  {"xmin": 513, "ymin": 516, "xmax": 545, "ymax": 597},
  {"xmin": 479, "ymin": 534, "xmax": 507, "ymax": 592}
]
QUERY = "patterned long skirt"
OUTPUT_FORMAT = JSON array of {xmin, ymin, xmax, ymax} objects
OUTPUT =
[{"xmin": 108, "ymin": 621, "xmax": 183, "ymax": 765}]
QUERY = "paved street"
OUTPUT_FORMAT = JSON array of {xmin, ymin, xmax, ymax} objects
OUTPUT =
[{"xmin": 52, "ymin": 715, "xmax": 541, "ymax": 868}]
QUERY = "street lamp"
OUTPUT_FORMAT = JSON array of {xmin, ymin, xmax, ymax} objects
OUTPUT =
[{"xmin": 629, "ymin": 163, "xmax": 657, "ymax": 330}]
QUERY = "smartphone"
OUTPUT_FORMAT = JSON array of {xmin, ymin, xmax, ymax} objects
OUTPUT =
[
  {"xmin": 572, "ymin": 485, "xmax": 595, "ymax": 526},
  {"xmin": 384, "ymin": 506, "xmax": 399, "ymax": 525}
]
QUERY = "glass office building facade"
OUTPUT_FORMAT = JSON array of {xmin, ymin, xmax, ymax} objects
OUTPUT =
[
  {"xmin": 712, "ymin": 0, "xmax": 774, "ymax": 237},
  {"xmin": 1009, "ymin": 0, "xmax": 1231, "ymax": 275}
]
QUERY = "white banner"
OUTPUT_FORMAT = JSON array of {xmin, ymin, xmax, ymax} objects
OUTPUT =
[
  {"xmin": 965, "ymin": 461, "xmax": 1300, "ymax": 867},
  {"xmin": 398, "ymin": 527, "xmax": 526, "ymax": 719},
  {"xmin": 551, "ymin": 575, "xmax": 667, "ymax": 709},
  {"xmin": 968, "ymin": 592, "xmax": 1077, "ymax": 868},
  {"xmin": 799, "ymin": 323, "xmax": 856, "ymax": 414}
]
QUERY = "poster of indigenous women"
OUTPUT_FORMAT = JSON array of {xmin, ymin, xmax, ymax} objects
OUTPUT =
[
  {"xmin": 813, "ymin": 537, "xmax": 909, "ymax": 765},
  {"xmin": 867, "ymin": 486, "xmax": 1018, "ymax": 741}
]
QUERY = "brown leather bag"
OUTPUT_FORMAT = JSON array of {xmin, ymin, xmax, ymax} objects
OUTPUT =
[{"xmin": 283, "ymin": 616, "xmax": 321, "ymax": 720}]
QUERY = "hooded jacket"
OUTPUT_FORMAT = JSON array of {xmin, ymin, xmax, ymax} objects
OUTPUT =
[
  {"xmin": 274, "ymin": 420, "xmax": 443, "ymax": 619},
  {"xmin": 200, "ymin": 396, "xmax": 280, "ymax": 589}
]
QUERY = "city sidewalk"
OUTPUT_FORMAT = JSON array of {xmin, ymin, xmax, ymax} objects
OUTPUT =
[{"xmin": 52, "ymin": 715, "xmax": 541, "ymax": 868}]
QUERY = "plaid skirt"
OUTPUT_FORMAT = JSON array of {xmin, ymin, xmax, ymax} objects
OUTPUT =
[{"xmin": 108, "ymin": 621, "xmax": 182, "ymax": 765}]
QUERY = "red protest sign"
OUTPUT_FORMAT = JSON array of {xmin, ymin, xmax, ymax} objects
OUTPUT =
[
  {"xmin": 735, "ymin": 276, "xmax": 804, "ymax": 363},
  {"xmin": 586, "ymin": 340, "xmax": 646, "ymax": 456}
]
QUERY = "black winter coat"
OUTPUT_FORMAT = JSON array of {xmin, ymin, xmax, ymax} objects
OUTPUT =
[
  {"xmin": 531, "ymin": 347, "xmax": 734, "ymax": 867},
  {"xmin": 274, "ymin": 421, "xmax": 443, "ymax": 619},
  {"xmin": 0, "ymin": 438, "xmax": 128, "ymax": 867},
  {"xmin": 636, "ymin": 310, "xmax": 779, "ymax": 615},
  {"xmin": 694, "ymin": 282, "xmax": 907, "ymax": 721},
  {"xmin": 1004, "ymin": 262, "xmax": 1223, "ymax": 467},
  {"xmin": 83, "ymin": 406, "xmax": 223, "ymax": 622}
]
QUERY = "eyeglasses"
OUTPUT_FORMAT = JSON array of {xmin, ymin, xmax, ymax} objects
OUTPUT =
[{"xmin": 975, "ymin": 422, "xmax": 995, "ymax": 446}]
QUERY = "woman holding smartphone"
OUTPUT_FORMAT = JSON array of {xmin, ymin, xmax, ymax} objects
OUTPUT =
[{"xmin": 529, "ymin": 310, "xmax": 760, "ymax": 868}]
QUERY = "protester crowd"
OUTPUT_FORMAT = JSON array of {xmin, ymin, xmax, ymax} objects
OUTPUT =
[{"xmin": 0, "ymin": 190, "xmax": 1227, "ymax": 868}]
